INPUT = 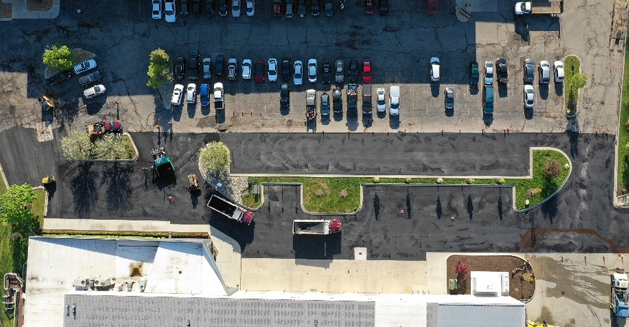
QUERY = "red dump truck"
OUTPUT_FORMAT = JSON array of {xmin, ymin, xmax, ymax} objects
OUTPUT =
[
  {"xmin": 207, "ymin": 194, "xmax": 254, "ymax": 225},
  {"xmin": 292, "ymin": 219, "xmax": 341, "ymax": 235}
]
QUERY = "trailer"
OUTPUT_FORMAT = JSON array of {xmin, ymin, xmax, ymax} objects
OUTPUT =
[
  {"xmin": 292, "ymin": 219, "xmax": 341, "ymax": 235},
  {"xmin": 207, "ymin": 194, "xmax": 254, "ymax": 225},
  {"xmin": 612, "ymin": 268, "xmax": 629, "ymax": 320},
  {"xmin": 515, "ymin": 1, "xmax": 563, "ymax": 15}
]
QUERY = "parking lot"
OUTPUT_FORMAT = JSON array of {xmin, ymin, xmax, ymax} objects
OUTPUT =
[{"xmin": 0, "ymin": 0, "xmax": 622, "ymax": 135}]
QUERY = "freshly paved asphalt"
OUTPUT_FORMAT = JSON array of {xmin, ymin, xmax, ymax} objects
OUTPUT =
[{"xmin": 0, "ymin": 128, "xmax": 622, "ymax": 259}]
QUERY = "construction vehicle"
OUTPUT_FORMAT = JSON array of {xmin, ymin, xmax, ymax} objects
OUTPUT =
[
  {"xmin": 292, "ymin": 219, "xmax": 341, "ymax": 235},
  {"xmin": 188, "ymin": 174, "xmax": 200, "ymax": 192},
  {"xmin": 151, "ymin": 147, "xmax": 175, "ymax": 180},
  {"xmin": 612, "ymin": 268, "xmax": 629, "ymax": 319},
  {"xmin": 39, "ymin": 95, "xmax": 55, "ymax": 111},
  {"xmin": 526, "ymin": 321, "xmax": 554, "ymax": 327},
  {"xmin": 515, "ymin": 1, "xmax": 563, "ymax": 15},
  {"xmin": 427, "ymin": 0, "xmax": 438, "ymax": 14},
  {"xmin": 207, "ymin": 194, "xmax": 254, "ymax": 225},
  {"xmin": 42, "ymin": 175, "xmax": 56, "ymax": 185}
]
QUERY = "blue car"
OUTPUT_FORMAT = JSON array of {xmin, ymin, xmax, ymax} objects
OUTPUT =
[{"xmin": 200, "ymin": 84, "xmax": 210, "ymax": 107}]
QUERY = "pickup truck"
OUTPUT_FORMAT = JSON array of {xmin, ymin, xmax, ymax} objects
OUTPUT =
[
  {"xmin": 207, "ymin": 194, "xmax": 254, "ymax": 225},
  {"xmin": 515, "ymin": 1, "xmax": 563, "ymax": 15},
  {"xmin": 292, "ymin": 219, "xmax": 341, "ymax": 235},
  {"xmin": 347, "ymin": 84, "xmax": 358, "ymax": 116},
  {"xmin": 214, "ymin": 82, "xmax": 224, "ymax": 110},
  {"xmin": 362, "ymin": 84, "xmax": 372, "ymax": 115}
]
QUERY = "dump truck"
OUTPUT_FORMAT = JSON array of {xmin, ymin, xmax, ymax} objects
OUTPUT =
[
  {"xmin": 207, "ymin": 194, "xmax": 254, "ymax": 225},
  {"xmin": 292, "ymin": 219, "xmax": 341, "ymax": 235},
  {"xmin": 347, "ymin": 84, "xmax": 358, "ymax": 116},
  {"xmin": 427, "ymin": 0, "xmax": 438, "ymax": 14},
  {"xmin": 612, "ymin": 268, "xmax": 629, "ymax": 320},
  {"xmin": 515, "ymin": 1, "xmax": 563, "ymax": 15}
]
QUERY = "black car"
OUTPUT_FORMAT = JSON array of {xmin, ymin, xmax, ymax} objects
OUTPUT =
[
  {"xmin": 215, "ymin": 55, "xmax": 224, "ymax": 76},
  {"xmin": 324, "ymin": 0, "xmax": 332, "ymax": 16},
  {"xmin": 333, "ymin": 87, "xmax": 343, "ymax": 114},
  {"xmin": 379, "ymin": 0, "xmax": 388, "ymax": 15},
  {"xmin": 348, "ymin": 59, "xmax": 358, "ymax": 82},
  {"xmin": 311, "ymin": 0, "xmax": 320, "ymax": 16},
  {"xmin": 321, "ymin": 60, "xmax": 331, "ymax": 84},
  {"xmin": 321, "ymin": 93, "xmax": 330, "ymax": 115},
  {"xmin": 523, "ymin": 58, "xmax": 534, "ymax": 84},
  {"xmin": 280, "ymin": 83, "xmax": 290, "ymax": 109},
  {"xmin": 497, "ymin": 58, "xmax": 508, "ymax": 84},
  {"xmin": 46, "ymin": 69, "xmax": 73, "ymax": 86},
  {"xmin": 298, "ymin": 1, "xmax": 307, "ymax": 17},
  {"xmin": 181, "ymin": 0, "xmax": 189, "ymax": 14},
  {"xmin": 218, "ymin": 0, "xmax": 228, "ymax": 16},
  {"xmin": 193, "ymin": 0, "xmax": 201, "ymax": 14},
  {"xmin": 206, "ymin": 0, "xmax": 214, "ymax": 16},
  {"xmin": 188, "ymin": 51, "xmax": 200, "ymax": 80},
  {"xmin": 175, "ymin": 57, "xmax": 186, "ymax": 80},
  {"xmin": 78, "ymin": 71, "xmax": 102, "ymax": 87},
  {"xmin": 281, "ymin": 58, "xmax": 291, "ymax": 81}
]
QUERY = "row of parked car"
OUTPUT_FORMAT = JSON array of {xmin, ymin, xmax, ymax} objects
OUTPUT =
[
  {"xmin": 153, "ymin": 0, "xmax": 389, "ymax": 21},
  {"xmin": 299, "ymin": 85, "xmax": 400, "ymax": 118},
  {"xmin": 175, "ymin": 52, "xmax": 373, "ymax": 86},
  {"xmin": 45, "ymin": 59, "xmax": 107, "ymax": 99}
]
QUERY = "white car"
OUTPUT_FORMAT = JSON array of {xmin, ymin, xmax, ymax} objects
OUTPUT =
[
  {"xmin": 523, "ymin": 84, "xmax": 535, "ymax": 109},
  {"xmin": 308, "ymin": 58, "xmax": 317, "ymax": 83},
  {"xmin": 376, "ymin": 87, "xmax": 386, "ymax": 113},
  {"xmin": 171, "ymin": 84, "xmax": 184, "ymax": 106},
  {"xmin": 293, "ymin": 60, "xmax": 303, "ymax": 85},
  {"xmin": 152, "ymin": 0, "xmax": 162, "ymax": 19},
  {"xmin": 242, "ymin": 59, "xmax": 252, "ymax": 80},
  {"xmin": 539, "ymin": 60, "xmax": 551, "ymax": 84},
  {"xmin": 186, "ymin": 83, "xmax": 197, "ymax": 104},
  {"xmin": 164, "ymin": 0, "xmax": 176, "ymax": 22},
  {"xmin": 484, "ymin": 61, "xmax": 494, "ymax": 84},
  {"xmin": 246, "ymin": 0, "xmax": 255, "ymax": 16},
  {"xmin": 83, "ymin": 84, "xmax": 106, "ymax": 99},
  {"xmin": 232, "ymin": 0, "xmax": 241, "ymax": 17},
  {"xmin": 389, "ymin": 85, "xmax": 400, "ymax": 116},
  {"xmin": 74, "ymin": 59, "xmax": 97, "ymax": 75},
  {"xmin": 430, "ymin": 57, "xmax": 440, "ymax": 82},
  {"xmin": 554, "ymin": 60, "xmax": 564, "ymax": 83},
  {"xmin": 267, "ymin": 58, "xmax": 278, "ymax": 82}
]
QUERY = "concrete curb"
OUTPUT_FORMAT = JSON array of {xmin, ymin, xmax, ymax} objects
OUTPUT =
[
  {"xmin": 81, "ymin": 132, "xmax": 139, "ymax": 163},
  {"xmin": 613, "ymin": 38, "xmax": 628, "ymax": 208}
]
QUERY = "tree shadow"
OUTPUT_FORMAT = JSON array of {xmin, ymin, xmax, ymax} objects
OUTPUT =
[
  {"xmin": 566, "ymin": 124, "xmax": 580, "ymax": 158},
  {"xmin": 101, "ymin": 163, "xmax": 133, "ymax": 211},
  {"xmin": 71, "ymin": 164, "xmax": 100, "ymax": 217},
  {"xmin": 436, "ymin": 196, "xmax": 442, "ymax": 219},
  {"xmin": 467, "ymin": 194, "xmax": 474, "ymax": 221},
  {"xmin": 497, "ymin": 195, "xmax": 503, "ymax": 221},
  {"xmin": 405, "ymin": 192, "xmax": 412, "ymax": 219},
  {"xmin": 541, "ymin": 177, "xmax": 558, "ymax": 224},
  {"xmin": 373, "ymin": 192, "xmax": 380, "ymax": 221}
]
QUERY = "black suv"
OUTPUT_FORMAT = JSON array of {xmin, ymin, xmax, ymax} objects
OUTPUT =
[
  {"xmin": 188, "ymin": 51, "xmax": 200, "ymax": 80},
  {"xmin": 175, "ymin": 57, "xmax": 186, "ymax": 80},
  {"xmin": 497, "ymin": 58, "xmax": 508, "ymax": 84},
  {"xmin": 523, "ymin": 59, "xmax": 534, "ymax": 84},
  {"xmin": 280, "ymin": 83, "xmax": 290, "ymax": 109},
  {"xmin": 311, "ymin": 0, "xmax": 320, "ymax": 16},
  {"xmin": 348, "ymin": 59, "xmax": 358, "ymax": 82},
  {"xmin": 333, "ymin": 88, "xmax": 343, "ymax": 114},
  {"xmin": 281, "ymin": 59, "xmax": 291, "ymax": 81},
  {"xmin": 321, "ymin": 60, "xmax": 331, "ymax": 84},
  {"xmin": 46, "ymin": 69, "xmax": 73, "ymax": 86},
  {"xmin": 379, "ymin": 0, "xmax": 388, "ymax": 15},
  {"xmin": 218, "ymin": 0, "xmax": 228, "ymax": 16},
  {"xmin": 215, "ymin": 55, "xmax": 224, "ymax": 76}
]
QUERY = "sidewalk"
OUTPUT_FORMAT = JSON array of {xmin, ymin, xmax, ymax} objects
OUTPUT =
[{"xmin": 0, "ymin": 0, "xmax": 59, "ymax": 21}]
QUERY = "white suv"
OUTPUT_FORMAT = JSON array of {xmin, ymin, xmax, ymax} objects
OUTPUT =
[
  {"xmin": 152, "ymin": 0, "xmax": 162, "ymax": 19},
  {"xmin": 293, "ymin": 60, "xmax": 303, "ymax": 85},
  {"xmin": 308, "ymin": 58, "xmax": 317, "ymax": 83},
  {"xmin": 242, "ymin": 59, "xmax": 252, "ymax": 80},
  {"xmin": 268, "ymin": 58, "xmax": 278, "ymax": 82},
  {"xmin": 186, "ymin": 83, "xmax": 197, "ymax": 104},
  {"xmin": 430, "ymin": 57, "xmax": 440, "ymax": 82},
  {"xmin": 232, "ymin": 0, "xmax": 241, "ymax": 17},
  {"xmin": 171, "ymin": 84, "xmax": 184, "ymax": 106}
]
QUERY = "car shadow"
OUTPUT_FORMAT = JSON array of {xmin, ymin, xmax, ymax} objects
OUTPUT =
[
  {"xmin": 389, "ymin": 114, "xmax": 400, "ymax": 129},
  {"xmin": 280, "ymin": 107, "xmax": 290, "ymax": 116},
  {"xmin": 172, "ymin": 105, "xmax": 183, "ymax": 122},
  {"xmin": 292, "ymin": 232, "xmax": 342, "ymax": 260},
  {"xmin": 347, "ymin": 115, "xmax": 359, "ymax": 131},
  {"xmin": 539, "ymin": 84, "xmax": 549, "ymax": 100},
  {"xmin": 430, "ymin": 83, "xmax": 440, "ymax": 98},
  {"xmin": 469, "ymin": 84, "xmax": 479, "ymax": 95},
  {"xmin": 333, "ymin": 112, "xmax": 344, "ymax": 122},
  {"xmin": 498, "ymin": 83, "xmax": 508, "ymax": 98},
  {"xmin": 215, "ymin": 109, "xmax": 225, "ymax": 124},
  {"xmin": 445, "ymin": 108, "xmax": 454, "ymax": 117},
  {"xmin": 320, "ymin": 114, "xmax": 331, "ymax": 125},
  {"xmin": 524, "ymin": 107, "xmax": 534, "ymax": 120},
  {"xmin": 483, "ymin": 113, "xmax": 494, "ymax": 126},
  {"xmin": 376, "ymin": 111, "xmax": 387, "ymax": 120},
  {"xmin": 85, "ymin": 98, "xmax": 107, "ymax": 115},
  {"xmin": 200, "ymin": 104, "xmax": 211, "ymax": 116},
  {"xmin": 362, "ymin": 115, "xmax": 373, "ymax": 128},
  {"xmin": 554, "ymin": 82, "xmax": 564, "ymax": 96},
  {"xmin": 187, "ymin": 103, "xmax": 197, "ymax": 118}
]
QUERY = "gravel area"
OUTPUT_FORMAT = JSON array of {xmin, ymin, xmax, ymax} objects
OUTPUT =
[
  {"xmin": 0, "ymin": 1, "xmax": 12, "ymax": 18},
  {"xmin": 198, "ymin": 153, "xmax": 250, "ymax": 207},
  {"xmin": 27, "ymin": 0, "xmax": 52, "ymax": 11},
  {"xmin": 447, "ymin": 255, "xmax": 535, "ymax": 301}
]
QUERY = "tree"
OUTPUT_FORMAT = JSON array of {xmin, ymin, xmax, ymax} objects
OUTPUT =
[
  {"xmin": 455, "ymin": 261, "xmax": 469, "ymax": 277},
  {"xmin": 42, "ymin": 44, "xmax": 76, "ymax": 70},
  {"xmin": 92, "ymin": 134, "xmax": 127, "ymax": 160},
  {"xmin": 60, "ymin": 130, "xmax": 92, "ymax": 162},
  {"xmin": 569, "ymin": 73, "xmax": 588, "ymax": 91},
  {"xmin": 147, "ymin": 48, "xmax": 172, "ymax": 89},
  {"xmin": 0, "ymin": 184, "xmax": 36, "ymax": 224},
  {"xmin": 199, "ymin": 141, "xmax": 231, "ymax": 174},
  {"xmin": 543, "ymin": 159, "xmax": 562, "ymax": 179}
]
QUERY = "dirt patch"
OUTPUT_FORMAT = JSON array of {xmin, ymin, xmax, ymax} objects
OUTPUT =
[
  {"xmin": 446, "ymin": 255, "xmax": 535, "ymax": 301},
  {"xmin": 0, "ymin": 1, "xmax": 12, "ymax": 19},
  {"xmin": 27, "ymin": 0, "xmax": 53, "ymax": 11}
]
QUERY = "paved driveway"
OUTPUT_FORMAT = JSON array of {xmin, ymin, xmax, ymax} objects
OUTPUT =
[{"xmin": 0, "ymin": 0, "xmax": 621, "ymax": 135}]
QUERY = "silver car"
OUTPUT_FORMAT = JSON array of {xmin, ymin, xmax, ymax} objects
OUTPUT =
[
  {"xmin": 335, "ymin": 60, "xmax": 344, "ymax": 83},
  {"xmin": 445, "ymin": 87, "xmax": 454, "ymax": 110},
  {"xmin": 523, "ymin": 85, "xmax": 535, "ymax": 109},
  {"xmin": 484, "ymin": 61, "xmax": 494, "ymax": 85},
  {"xmin": 293, "ymin": 60, "xmax": 303, "ymax": 85}
]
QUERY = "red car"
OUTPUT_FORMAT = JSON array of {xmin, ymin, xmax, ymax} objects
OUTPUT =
[
  {"xmin": 362, "ymin": 59, "xmax": 372, "ymax": 84},
  {"xmin": 273, "ymin": 0, "xmax": 281, "ymax": 16},
  {"xmin": 254, "ymin": 59, "xmax": 265, "ymax": 84},
  {"xmin": 89, "ymin": 120, "xmax": 122, "ymax": 136},
  {"xmin": 365, "ymin": 0, "xmax": 374, "ymax": 14}
]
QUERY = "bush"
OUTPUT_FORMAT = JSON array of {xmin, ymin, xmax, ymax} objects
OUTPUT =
[
  {"xmin": 436, "ymin": 178, "xmax": 443, "ymax": 184},
  {"xmin": 199, "ymin": 141, "xmax": 231, "ymax": 174},
  {"xmin": 496, "ymin": 178, "xmax": 506, "ymax": 185},
  {"xmin": 340, "ymin": 190, "xmax": 348, "ymax": 198},
  {"xmin": 373, "ymin": 177, "xmax": 380, "ymax": 183},
  {"xmin": 455, "ymin": 261, "xmax": 469, "ymax": 277},
  {"xmin": 465, "ymin": 178, "xmax": 474, "ymax": 184},
  {"xmin": 544, "ymin": 159, "xmax": 562, "ymax": 179},
  {"xmin": 527, "ymin": 188, "xmax": 542, "ymax": 197},
  {"xmin": 147, "ymin": 48, "xmax": 172, "ymax": 89},
  {"xmin": 42, "ymin": 44, "xmax": 75, "ymax": 70},
  {"xmin": 405, "ymin": 177, "xmax": 412, "ymax": 184},
  {"xmin": 315, "ymin": 189, "xmax": 324, "ymax": 197}
]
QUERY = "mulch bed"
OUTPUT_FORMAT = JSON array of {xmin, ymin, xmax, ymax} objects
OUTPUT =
[
  {"xmin": 446, "ymin": 255, "xmax": 535, "ymax": 301},
  {"xmin": 27, "ymin": 0, "xmax": 53, "ymax": 11},
  {"xmin": 0, "ymin": 1, "xmax": 12, "ymax": 19}
]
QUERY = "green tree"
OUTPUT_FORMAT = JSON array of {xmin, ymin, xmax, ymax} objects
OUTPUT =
[
  {"xmin": 0, "ymin": 184, "xmax": 36, "ymax": 224},
  {"xmin": 61, "ymin": 130, "xmax": 92, "ymax": 162},
  {"xmin": 199, "ymin": 142, "xmax": 231, "ymax": 174},
  {"xmin": 92, "ymin": 134, "xmax": 127, "ymax": 160},
  {"xmin": 569, "ymin": 73, "xmax": 588, "ymax": 91},
  {"xmin": 543, "ymin": 159, "xmax": 562, "ymax": 179},
  {"xmin": 147, "ymin": 48, "xmax": 172, "ymax": 89},
  {"xmin": 42, "ymin": 44, "xmax": 76, "ymax": 70}
]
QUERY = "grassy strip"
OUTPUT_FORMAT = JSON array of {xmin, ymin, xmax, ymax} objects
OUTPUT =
[
  {"xmin": 42, "ymin": 230, "xmax": 209, "ymax": 238},
  {"xmin": 121, "ymin": 135, "xmax": 136, "ymax": 160},
  {"xmin": 564, "ymin": 55, "xmax": 580, "ymax": 115},
  {"xmin": 618, "ymin": 35, "xmax": 629, "ymax": 193},
  {"xmin": 243, "ymin": 150, "xmax": 570, "ymax": 213}
]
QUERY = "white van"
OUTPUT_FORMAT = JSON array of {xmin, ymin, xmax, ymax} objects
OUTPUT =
[
  {"xmin": 83, "ymin": 84, "xmax": 106, "ymax": 99},
  {"xmin": 389, "ymin": 86, "xmax": 400, "ymax": 116}
]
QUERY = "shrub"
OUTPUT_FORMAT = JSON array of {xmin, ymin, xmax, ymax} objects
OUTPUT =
[
  {"xmin": 373, "ymin": 177, "xmax": 380, "ymax": 183},
  {"xmin": 42, "ymin": 44, "xmax": 75, "ymax": 70},
  {"xmin": 544, "ymin": 159, "xmax": 562, "ymax": 179},
  {"xmin": 527, "ymin": 188, "xmax": 542, "ymax": 197},
  {"xmin": 199, "ymin": 141, "xmax": 231, "ymax": 174},
  {"xmin": 315, "ymin": 189, "xmax": 324, "ymax": 197},
  {"xmin": 405, "ymin": 177, "xmax": 412, "ymax": 184},
  {"xmin": 455, "ymin": 261, "xmax": 469, "ymax": 277},
  {"xmin": 147, "ymin": 48, "xmax": 172, "ymax": 89},
  {"xmin": 340, "ymin": 189, "xmax": 348, "ymax": 198},
  {"xmin": 436, "ymin": 178, "xmax": 443, "ymax": 184},
  {"xmin": 465, "ymin": 178, "xmax": 474, "ymax": 184}
]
